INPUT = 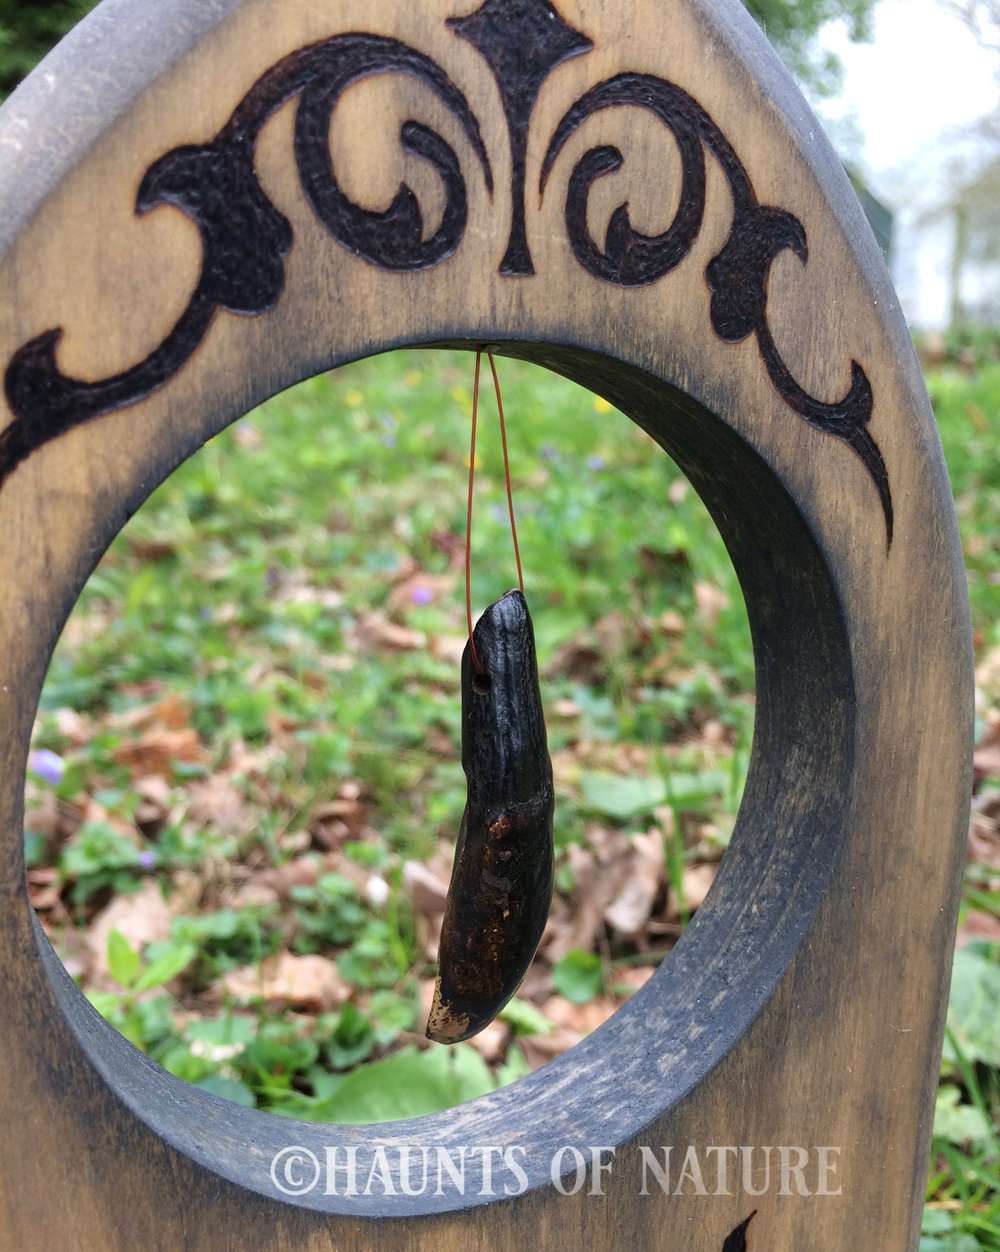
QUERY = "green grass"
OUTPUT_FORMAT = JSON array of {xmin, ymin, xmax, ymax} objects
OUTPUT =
[
  {"xmin": 22, "ymin": 347, "xmax": 1000, "ymax": 1240},
  {"xmin": 29, "ymin": 351, "xmax": 752, "ymax": 1108},
  {"xmin": 922, "ymin": 360, "xmax": 1000, "ymax": 1252}
]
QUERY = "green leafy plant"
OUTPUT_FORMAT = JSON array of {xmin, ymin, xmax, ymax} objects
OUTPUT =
[
  {"xmin": 927, "ymin": 972, "xmax": 1000, "ymax": 1250},
  {"xmin": 551, "ymin": 949, "xmax": 604, "ymax": 1005},
  {"xmin": 59, "ymin": 821, "xmax": 148, "ymax": 906},
  {"xmin": 88, "ymin": 929, "xmax": 196, "ymax": 1051},
  {"xmin": 291, "ymin": 874, "xmax": 368, "ymax": 952},
  {"xmin": 170, "ymin": 908, "xmax": 282, "ymax": 981},
  {"xmin": 295, "ymin": 1044, "xmax": 500, "ymax": 1124},
  {"xmin": 336, "ymin": 917, "xmax": 412, "ymax": 990}
]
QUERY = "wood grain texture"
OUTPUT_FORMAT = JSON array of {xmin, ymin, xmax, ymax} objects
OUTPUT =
[{"xmin": 0, "ymin": 1, "xmax": 972, "ymax": 1248}]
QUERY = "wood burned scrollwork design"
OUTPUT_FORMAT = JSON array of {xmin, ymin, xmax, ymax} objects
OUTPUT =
[
  {"xmin": 0, "ymin": 0, "xmax": 892, "ymax": 543},
  {"xmin": 540, "ymin": 69, "xmax": 891, "ymax": 542}
]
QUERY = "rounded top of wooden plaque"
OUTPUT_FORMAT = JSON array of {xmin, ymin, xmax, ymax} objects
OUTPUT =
[{"xmin": 0, "ymin": 0, "xmax": 971, "ymax": 1233}]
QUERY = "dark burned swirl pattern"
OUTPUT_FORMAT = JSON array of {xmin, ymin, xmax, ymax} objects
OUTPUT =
[
  {"xmin": 540, "ymin": 70, "xmax": 891, "ymax": 544},
  {"xmin": 0, "ymin": 33, "xmax": 491, "ymax": 484},
  {"xmin": 1, "ymin": 0, "xmax": 891, "ymax": 545}
]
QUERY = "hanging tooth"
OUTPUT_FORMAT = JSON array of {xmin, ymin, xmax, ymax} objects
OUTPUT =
[{"xmin": 427, "ymin": 589, "xmax": 554, "ymax": 1044}]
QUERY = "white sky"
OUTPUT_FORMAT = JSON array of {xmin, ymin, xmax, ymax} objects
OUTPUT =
[
  {"xmin": 817, "ymin": 0, "xmax": 1000, "ymax": 325},
  {"xmin": 819, "ymin": 0, "xmax": 997, "ymax": 179}
]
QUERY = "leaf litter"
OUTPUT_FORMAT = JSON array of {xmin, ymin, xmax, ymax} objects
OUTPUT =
[{"xmin": 21, "ymin": 350, "xmax": 997, "ymax": 1132}]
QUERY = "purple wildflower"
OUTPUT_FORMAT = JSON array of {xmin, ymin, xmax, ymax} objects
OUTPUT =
[
  {"xmin": 28, "ymin": 749, "xmax": 64, "ymax": 787},
  {"xmin": 137, "ymin": 850, "xmax": 157, "ymax": 871},
  {"xmin": 411, "ymin": 586, "xmax": 435, "ymax": 606},
  {"xmin": 587, "ymin": 455, "xmax": 605, "ymax": 471}
]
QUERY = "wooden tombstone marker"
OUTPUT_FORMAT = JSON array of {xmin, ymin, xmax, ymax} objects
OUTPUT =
[{"xmin": 0, "ymin": 0, "xmax": 973, "ymax": 1248}]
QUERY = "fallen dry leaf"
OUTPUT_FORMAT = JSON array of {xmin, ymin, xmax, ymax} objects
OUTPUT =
[
  {"xmin": 664, "ymin": 862, "xmax": 718, "ymax": 921},
  {"xmin": 87, "ymin": 880, "xmax": 172, "ymax": 979},
  {"xmin": 612, "ymin": 965, "xmax": 659, "ymax": 995},
  {"xmin": 956, "ymin": 910, "xmax": 1000, "ymax": 948},
  {"xmin": 53, "ymin": 707, "xmax": 92, "ymax": 746},
  {"xmin": 545, "ymin": 636, "xmax": 605, "ymax": 683},
  {"xmin": 403, "ymin": 860, "xmax": 450, "ymax": 918},
  {"xmin": 544, "ymin": 840, "xmax": 630, "ymax": 963},
  {"xmin": 521, "ymin": 1025, "xmax": 585, "ymax": 1068},
  {"xmin": 543, "ymin": 993, "xmax": 620, "ymax": 1037},
  {"xmin": 467, "ymin": 1019, "xmax": 510, "ymax": 1063},
  {"xmin": 969, "ymin": 818, "xmax": 1000, "ymax": 870},
  {"xmin": 167, "ymin": 869, "xmax": 205, "ymax": 918},
  {"xmin": 553, "ymin": 698, "xmax": 582, "ymax": 719},
  {"xmin": 218, "ymin": 952, "xmax": 348, "ymax": 1012},
  {"xmin": 114, "ymin": 728, "xmax": 206, "ymax": 780},
  {"xmin": 604, "ymin": 828, "xmax": 665, "ymax": 936},
  {"xmin": 430, "ymin": 529, "xmax": 465, "ymax": 567},
  {"xmin": 418, "ymin": 977, "xmax": 437, "ymax": 1028},
  {"xmin": 694, "ymin": 580, "xmax": 729, "ymax": 628},
  {"xmin": 974, "ymin": 739, "xmax": 1000, "ymax": 785},
  {"xmin": 48, "ymin": 926, "xmax": 92, "ymax": 982},
  {"xmin": 112, "ymin": 692, "xmax": 193, "ymax": 733},
  {"xmin": 186, "ymin": 773, "xmax": 257, "ymax": 840},
  {"xmin": 23, "ymin": 791, "xmax": 60, "ymax": 843},
  {"xmin": 27, "ymin": 866, "xmax": 61, "ymax": 912},
  {"xmin": 265, "ymin": 707, "xmax": 301, "ymax": 756},
  {"xmin": 119, "ymin": 681, "xmax": 168, "ymax": 704},
  {"xmin": 350, "ymin": 613, "xmax": 426, "ymax": 654},
  {"xmin": 518, "ymin": 994, "xmax": 623, "ymax": 1067},
  {"xmin": 128, "ymin": 535, "xmax": 182, "ymax": 561},
  {"xmin": 134, "ymin": 775, "xmax": 174, "ymax": 833},
  {"xmin": 659, "ymin": 610, "xmax": 686, "ymax": 636},
  {"xmin": 638, "ymin": 547, "xmax": 688, "ymax": 580},
  {"xmin": 227, "ymin": 881, "xmax": 282, "ymax": 910},
  {"xmin": 653, "ymin": 805, "xmax": 676, "ymax": 841},
  {"xmin": 698, "ymin": 719, "xmax": 728, "ymax": 750},
  {"xmin": 430, "ymin": 634, "xmax": 467, "ymax": 666},
  {"xmin": 593, "ymin": 612, "xmax": 630, "ymax": 657},
  {"xmin": 586, "ymin": 822, "xmax": 636, "ymax": 866},
  {"xmin": 253, "ymin": 857, "xmax": 322, "ymax": 900},
  {"xmin": 308, "ymin": 794, "xmax": 367, "ymax": 848}
]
